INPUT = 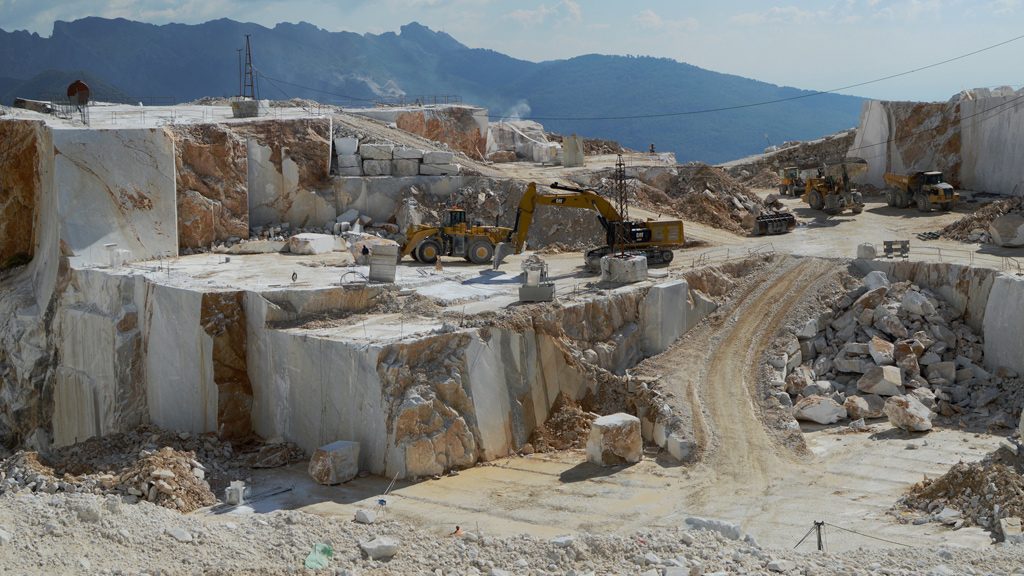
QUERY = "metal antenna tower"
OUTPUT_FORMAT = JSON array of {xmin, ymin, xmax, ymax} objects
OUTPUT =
[
  {"xmin": 243, "ymin": 35, "xmax": 257, "ymax": 99},
  {"xmin": 613, "ymin": 154, "xmax": 629, "ymax": 254},
  {"xmin": 237, "ymin": 48, "xmax": 243, "ymax": 97}
]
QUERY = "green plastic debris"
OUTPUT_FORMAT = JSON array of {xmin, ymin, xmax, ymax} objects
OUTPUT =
[{"xmin": 304, "ymin": 543, "xmax": 334, "ymax": 570}]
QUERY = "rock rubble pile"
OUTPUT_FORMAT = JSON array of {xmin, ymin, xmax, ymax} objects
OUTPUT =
[
  {"xmin": 0, "ymin": 426, "xmax": 303, "ymax": 512},
  {"xmin": 770, "ymin": 269, "xmax": 1022, "ymax": 432},
  {"xmin": 900, "ymin": 444, "xmax": 1024, "ymax": 538},
  {"xmin": 666, "ymin": 163, "xmax": 768, "ymax": 234},
  {"xmin": 941, "ymin": 197, "xmax": 1024, "ymax": 246}
]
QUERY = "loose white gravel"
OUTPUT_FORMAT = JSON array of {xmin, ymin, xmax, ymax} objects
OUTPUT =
[{"xmin": 3, "ymin": 492, "xmax": 1024, "ymax": 575}]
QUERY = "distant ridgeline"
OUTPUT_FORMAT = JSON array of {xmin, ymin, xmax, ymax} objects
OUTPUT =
[{"xmin": 0, "ymin": 18, "xmax": 863, "ymax": 163}]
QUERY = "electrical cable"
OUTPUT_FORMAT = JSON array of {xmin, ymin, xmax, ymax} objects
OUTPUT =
[
  {"xmin": 847, "ymin": 90, "xmax": 1024, "ymax": 155},
  {"xmin": 484, "ymin": 32, "xmax": 1024, "ymax": 121},
  {"xmin": 793, "ymin": 524, "xmax": 817, "ymax": 549},
  {"xmin": 249, "ymin": 32, "xmax": 1024, "ymax": 121},
  {"xmin": 823, "ymin": 522, "xmax": 912, "ymax": 548}
]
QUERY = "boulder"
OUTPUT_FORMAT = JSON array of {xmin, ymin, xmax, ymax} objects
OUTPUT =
[
  {"xmin": 423, "ymin": 150, "xmax": 455, "ymax": 164},
  {"xmin": 785, "ymin": 366, "xmax": 815, "ymax": 395},
  {"xmin": 919, "ymin": 351, "xmax": 942, "ymax": 366},
  {"xmin": 359, "ymin": 143, "xmax": 394, "ymax": 160},
  {"xmin": 354, "ymin": 509, "xmax": 376, "ymax": 524},
  {"xmin": 857, "ymin": 243, "xmax": 877, "ymax": 259},
  {"xmin": 853, "ymin": 286, "xmax": 888, "ymax": 311},
  {"xmin": 844, "ymin": 394, "xmax": 886, "ymax": 419},
  {"xmin": 308, "ymin": 440, "xmax": 360, "ymax": 485},
  {"xmin": 793, "ymin": 396, "xmax": 847, "ymax": 424},
  {"xmin": 393, "ymin": 147, "xmax": 424, "ymax": 160},
  {"xmin": 884, "ymin": 395, "xmax": 933, "ymax": 431},
  {"xmin": 289, "ymin": 233, "xmax": 336, "ymax": 255},
  {"xmin": 897, "ymin": 353, "xmax": 921, "ymax": 378},
  {"xmin": 768, "ymin": 559, "xmax": 797, "ymax": 573},
  {"xmin": 334, "ymin": 137, "xmax": 359, "ymax": 155},
  {"xmin": 863, "ymin": 270, "xmax": 890, "ymax": 291},
  {"xmin": 990, "ymin": 213, "xmax": 1024, "ymax": 247},
  {"xmin": 901, "ymin": 291, "xmax": 936, "ymax": 317},
  {"xmin": 685, "ymin": 516, "xmax": 744, "ymax": 540},
  {"xmin": 419, "ymin": 163, "xmax": 460, "ymax": 176},
  {"xmin": 586, "ymin": 413, "xmax": 642, "ymax": 466},
  {"xmin": 362, "ymin": 159, "xmax": 392, "ymax": 176},
  {"xmin": 894, "ymin": 339, "xmax": 925, "ymax": 361},
  {"xmin": 926, "ymin": 361, "xmax": 957, "ymax": 384},
  {"xmin": 337, "ymin": 208, "xmax": 360, "ymax": 224},
  {"xmin": 360, "ymin": 536, "xmax": 400, "ymax": 560},
  {"xmin": 834, "ymin": 354, "xmax": 873, "ymax": 374},
  {"xmin": 857, "ymin": 365, "xmax": 903, "ymax": 396},
  {"xmin": 909, "ymin": 387, "xmax": 937, "ymax": 410},
  {"xmin": 797, "ymin": 319, "xmax": 818, "ymax": 340},
  {"xmin": 1000, "ymin": 517, "xmax": 1024, "ymax": 544},
  {"xmin": 936, "ymin": 507, "xmax": 962, "ymax": 525},
  {"xmin": 802, "ymin": 380, "xmax": 834, "ymax": 397},
  {"xmin": 868, "ymin": 336, "xmax": 895, "ymax": 366},
  {"xmin": 874, "ymin": 311, "xmax": 909, "ymax": 339}
]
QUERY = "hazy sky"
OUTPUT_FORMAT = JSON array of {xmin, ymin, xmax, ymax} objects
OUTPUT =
[{"xmin": 2, "ymin": 0, "xmax": 1023, "ymax": 101}]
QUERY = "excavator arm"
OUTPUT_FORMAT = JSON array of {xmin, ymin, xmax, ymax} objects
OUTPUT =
[{"xmin": 508, "ymin": 182, "xmax": 623, "ymax": 254}]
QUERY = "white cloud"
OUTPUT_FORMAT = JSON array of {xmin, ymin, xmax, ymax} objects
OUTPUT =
[
  {"xmin": 504, "ymin": 5, "xmax": 555, "ymax": 26},
  {"xmin": 730, "ymin": 6, "xmax": 817, "ymax": 26},
  {"xmin": 633, "ymin": 9, "xmax": 697, "ymax": 31},
  {"xmin": 562, "ymin": 0, "xmax": 581, "ymax": 22},
  {"xmin": 504, "ymin": 1, "xmax": 581, "ymax": 27}
]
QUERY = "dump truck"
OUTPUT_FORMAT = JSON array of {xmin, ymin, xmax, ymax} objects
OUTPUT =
[
  {"xmin": 883, "ymin": 171, "xmax": 958, "ymax": 212},
  {"xmin": 802, "ymin": 158, "xmax": 867, "ymax": 215},
  {"xmin": 778, "ymin": 166, "xmax": 804, "ymax": 196},
  {"xmin": 494, "ymin": 182, "xmax": 685, "ymax": 269},
  {"xmin": 401, "ymin": 207, "xmax": 512, "ymax": 264}
]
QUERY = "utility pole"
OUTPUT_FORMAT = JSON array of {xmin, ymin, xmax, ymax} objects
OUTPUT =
[
  {"xmin": 814, "ymin": 521, "xmax": 824, "ymax": 551},
  {"xmin": 612, "ymin": 154, "xmax": 630, "ymax": 255},
  {"xmin": 237, "ymin": 48, "xmax": 243, "ymax": 97},
  {"xmin": 243, "ymin": 34, "xmax": 256, "ymax": 100}
]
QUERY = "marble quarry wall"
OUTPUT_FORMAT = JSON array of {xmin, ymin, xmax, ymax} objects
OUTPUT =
[
  {"xmin": 239, "ymin": 118, "xmax": 336, "ymax": 230},
  {"xmin": 852, "ymin": 92, "xmax": 1024, "ymax": 195},
  {"xmin": 54, "ymin": 128, "xmax": 179, "ymax": 267}
]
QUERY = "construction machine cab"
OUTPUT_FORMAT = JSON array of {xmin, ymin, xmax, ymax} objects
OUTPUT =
[
  {"xmin": 445, "ymin": 208, "xmax": 467, "ymax": 228},
  {"xmin": 922, "ymin": 171, "xmax": 944, "ymax": 186}
]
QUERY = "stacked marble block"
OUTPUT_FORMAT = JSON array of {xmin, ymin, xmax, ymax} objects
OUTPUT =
[{"xmin": 334, "ymin": 137, "xmax": 461, "ymax": 177}]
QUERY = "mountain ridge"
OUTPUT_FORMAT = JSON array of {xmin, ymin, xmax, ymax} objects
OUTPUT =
[{"xmin": 0, "ymin": 17, "xmax": 864, "ymax": 163}]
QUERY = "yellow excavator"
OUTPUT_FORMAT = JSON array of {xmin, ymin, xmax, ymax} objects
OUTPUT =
[{"xmin": 494, "ymin": 182, "xmax": 685, "ymax": 268}]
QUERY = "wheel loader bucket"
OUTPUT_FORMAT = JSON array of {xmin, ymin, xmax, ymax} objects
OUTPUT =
[{"xmin": 492, "ymin": 242, "xmax": 514, "ymax": 269}]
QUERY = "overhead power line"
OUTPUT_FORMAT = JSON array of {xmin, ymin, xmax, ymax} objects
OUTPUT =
[
  {"xmin": 487, "ymin": 32, "xmax": 1024, "ymax": 122},
  {"xmin": 847, "ymin": 90, "xmax": 1024, "ymax": 155}
]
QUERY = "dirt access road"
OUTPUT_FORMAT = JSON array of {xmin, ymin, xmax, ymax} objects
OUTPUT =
[{"xmin": 253, "ymin": 256, "xmax": 1000, "ymax": 551}]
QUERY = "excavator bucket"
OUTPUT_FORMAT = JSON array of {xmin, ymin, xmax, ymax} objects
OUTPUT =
[
  {"xmin": 753, "ymin": 211, "xmax": 797, "ymax": 236},
  {"xmin": 492, "ymin": 242, "xmax": 514, "ymax": 269}
]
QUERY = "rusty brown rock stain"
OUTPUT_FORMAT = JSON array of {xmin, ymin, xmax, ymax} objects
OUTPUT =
[
  {"xmin": 200, "ymin": 291, "xmax": 253, "ymax": 441},
  {"xmin": 0, "ymin": 120, "xmax": 43, "ymax": 269},
  {"xmin": 396, "ymin": 109, "xmax": 486, "ymax": 160},
  {"xmin": 233, "ymin": 118, "xmax": 331, "ymax": 189},
  {"xmin": 169, "ymin": 124, "xmax": 249, "ymax": 250}
]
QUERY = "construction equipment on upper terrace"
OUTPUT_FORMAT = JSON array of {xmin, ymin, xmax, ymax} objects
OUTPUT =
[
  {"xmin": 401, "ymin": 207, "xmax": 512, "ymax": 264},
  {"xmin": 778, "ymin": 166, "xmax": 804, "ymax": 196},
  {"xmin": 883, "ymin": 170, "xmax": 958, "ymax": 212},
  {"xmin": 802, "ymin": 158, "xmax": 868, "ymax": 215}
]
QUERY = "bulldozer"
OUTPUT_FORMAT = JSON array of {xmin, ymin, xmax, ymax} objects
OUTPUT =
[
  {"xmin": 778, "ymin": 166, "xmax": 804, "ymax": 196},
  {"xmin": 401, "ymin": 207, "xmax": 512, "ymax": 264},
  {"xmin": 494, "ymin": 182, "xmax": 685, "ymax": 269},
  {"xmin": 883, "ymin": 171, "xmax": 958, "ymax": 212},
  {"xmin": 802, "ymin": 158, "xmax": 867, "ymax": 215}
]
